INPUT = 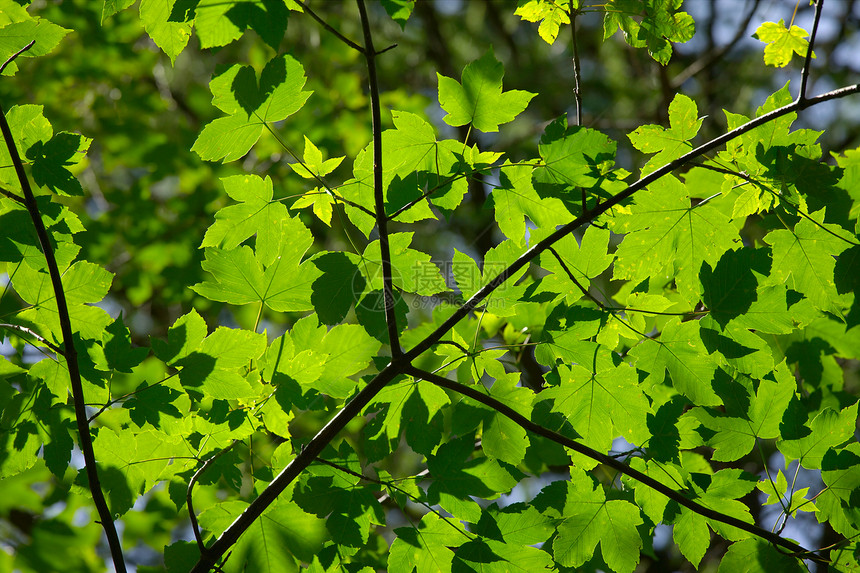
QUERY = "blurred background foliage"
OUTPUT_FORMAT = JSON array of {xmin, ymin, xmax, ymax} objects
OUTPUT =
[{"xmin": 1, "ymin": 1, "xmax": 859, "ymax": 571}]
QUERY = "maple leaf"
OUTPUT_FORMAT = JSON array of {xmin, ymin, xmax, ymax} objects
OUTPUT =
[
  {"xmin": 754, "ymin": 19, "xmax": 814, "ymax": 68},
  {"xmin": 437, "ymin": 49, "xmax": 535, "ymax": 133}
]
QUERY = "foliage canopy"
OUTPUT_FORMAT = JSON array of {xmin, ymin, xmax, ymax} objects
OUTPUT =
[{"xmin": 1, "ymin": 1, "xmax": 860, "ymax": 572}]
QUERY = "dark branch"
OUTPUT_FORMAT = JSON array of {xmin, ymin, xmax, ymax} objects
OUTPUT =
[
  {"xmin": 357, "ymin": 0, "xmax": 401, "ymax": 357},
  {"xmin": 0, "ymin": 185, "xmax": 26, "ymax": 204},
  {"xmin": 407, "ymin": 366, "xmax": 829, "ymax": 565},
  {"xmin": 402, "ymin": 82, "xmax": 860, "ymax": 361},
  {"xmin": 0, "ymin": 101, "xmax": 127, "ymax": 572},
  {"xmin": 569, "ymin": 1, "xmax": 582, "ymax": 127},
  {"xmin": 0, "ymin": 40, "xmax": 34, "ymax": 75},
  {"xmin": 798, "ymin": 0, "xmax": 824, "ymax": 103},
  {"xmin": 0, "ymin": 323, "xmax": 65, "ymax": 355},
  {"xmin": 188, "ymin": 361, "xmax": 403, "ymax": 573}
]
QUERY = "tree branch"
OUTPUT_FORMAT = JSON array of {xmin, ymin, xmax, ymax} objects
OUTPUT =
[
  {"xmin": 0, "ymin": 323, "xmax": 65, "ymax": 355},
  {"xmin": 0, "ymin": 185, "xmax": 26, "ymax": 204},
  {"xmin": 406, "ymin": 366, "xmax": 829, "ymax": 565},
  {"xmin": 569, "ymin": 0, "xmax": 582, "ymax": 127},
  {"xmin": 0, "ymin": 65, "xmax": 127, "ymax": 573},
  {"xmin": 402, "ymin": 82, "xmax": 860, "ymax": 361},
  {"xmin": 798, "ymin": 0, "xmax": 824, "ymax": 103},
  {"xmin": 189, "ymin": 361, "xmax": 403, "ymax": 573},
  {"xmin": 357, "ymin": 0, "xmax": 401, "ymax": 358}
]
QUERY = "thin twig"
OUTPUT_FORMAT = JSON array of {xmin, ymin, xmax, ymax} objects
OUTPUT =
[
  {"xmin": 0, "ymin": 40, "xmax": 35, "ymax": 75},
  {"xmin": 798, "ymin": 0, "xmax": 824, "ymax": 103},
  {"xmin": 188, "ymin": 441, "xmax": 239, "ymax": 554},
  {"xmin": 0, "ymin": 323, "xmax": 65, "ymax": 355},
  {"xmin": 298, "ymin": 1, "xmax": 365, "ymax": 53},
  {"xmin": 0, "ymin": 185, "xmax": 26, "ymax": 204},
  {"xmin": 1, "ymin": 97, "xmax": 127, "ymax": 573},
  {"xmin": 357, "ymin": 0, "xmax": 401, "ymax": 357},
  {"xmin": 694, "ymin": 161, "xmax": 859, "ymax": 246},
  {"xmin": 407, "ymin": 366, "xmax": 829, "ymax": 564},
  {"xmin": 547, "ymin": 246, "xmax": 604, "ymax": 308},
  {"xmin": 312, "ymin": 457, "xmax": 473, "ymax": 540},
  {"xmin": 569, "ymin": 1, "xmax": 582, "ymax": 127}
]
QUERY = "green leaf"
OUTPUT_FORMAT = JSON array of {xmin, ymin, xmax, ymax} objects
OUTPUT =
[
  {"xmin": 754, "ymin": 20, "xmax": 813, "ymax": 68},
  {"xmin": 140, "ymin": 0, "xmax": 192, "ymax": 64},
  {"xmin": 488, "ymin": 160, "xmax": 569, "ymax": 246},
  {"xmin": 192, "ymin": 234, "xmax": 320, "ymax": 312},
  {"xmin": 778, "ymin": 402, "xmax": 859, "ymax": 469},
  {"xmin": 514, "ymin": 0, "xmax": 571, "ymax": 44},
  {"xmin": 719, "ymin": 538, "xmax": 806, "ymax": 572},
  {"xmin": 13, "ymin": 260, "xmax": 113, "ymax": 340},
  {"xmin": 534, "ymin": 115, "xmax": 622, "ymax": 200},
  {"xmin": 481, "ymin": 374, "xmax": 533, "ymax": 465},
  {"xmin": 360, "ymin": 232, "xmax": 447, "ymax": 297},
  {"xmin": 536, "ymin": 224, "xmax": 615, "ymax": 303},
  {"xmin": 101, "ymin": 0, "xmax": 136, "ymax": 22},
  {"xmin": 263, "ymin": 317, "xmax": 381, "ymax": 399},
  {"xmin": 198, "ymin": 498, "xmax": 328, "ymax": 571},
  {"xmin": 451, "ymin": 241, "xmax": 530, "ymax": 316},
  {"xmin": 389, "ymin": 513, "xmax": 464, "ymax": 572},
  {"xmin": 364, "ymin": 378, "xmax": 449, "ymax": 458},
  {"xmin": 603, "ymin": 0, "xmax": 695, "ymax": 64},
  {"xmin": 762, "ymin": 210, "xmax": 851, "ymax": 314},
  {"xmin": 629, "ymin": 93, "xmax": 702, "ymax": 174},
  {"xmin": 426, "ymin": 434, "xmax": 520, "ymax": 522},
  {"xmin": 537, "ymin": 352, "xmax": 650, "ymax": 467},
  {"xmin": 673, "ymin": 509, "xmax": 709, "ymax": 568},
  {"xmin": 0, "ymin": 17, "xmax": 70, "ymax": 75},
  {"xmin": 437, "ymin": 49, "xmax": 535, "ymax": 133},
  {"xmin": 177, "ymin": 326, "xmax": 266, "ymax": 399},
  {"xmin": 611, "ymin": 175, "xmax": 738, "ymax": 304},
  {"xmin": 289, "ymin": 136, "xmax": 344, "ymax": 180},
  {"xmin": 454, "ymin": 538, "xmax": 555, "ymax": 572},
  {"xmin": 700, "ymin": 247, "xmax": 771, "ymax": 329},
  {"xmin": 686, "ymin": 362, "xmax": 795, "ymax": 461},
  {"xmin": 818, "ymin": 445, "xmax": 860, "ymax": 536},
  {"xmin": 193, "ymin": 0, "xmax": 290, "ymax": 50},
  {"xmin": 552, "ymin": 468, "xmax": 644, "ymax": 572},
  {"xmin": 193, "ymin": 54, "xmax": 311, "ymax": 162},
  {"xmin": 151, "ymin": 309, "xmax": 208, "ymax": 364},
  {"xmin": 27, "ymin": 132, "xmax": 92, "ymax": 196},
  {"xmin": 201, "ymin": 174, "xmax": 298, "ymax": 267},
  {"xmin": 629, "ymin": 317, "xmax": 721, "ymax": 406},
  {"xmin": 380, "ymin": 0, "xmax": 414, "ymax": 29}
]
